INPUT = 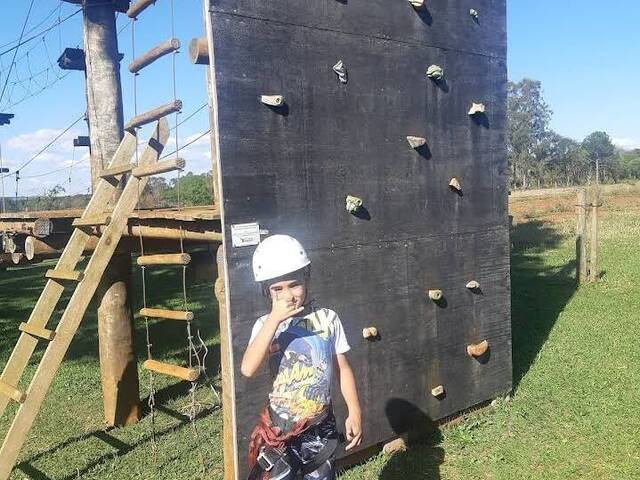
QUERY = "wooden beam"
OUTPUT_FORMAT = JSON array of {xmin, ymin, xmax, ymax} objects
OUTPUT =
[
  {"xmin": 73, "ymin": 215, "xmax": 111, "ymax": 227},
  {"xmin": 127, "ymin": 0, "xmax": 156, "ymax": 18},
  {"xmin": 124, "ymin": 225, "xmax": 222, "ymax": 242},
  {"xmin": 131, "ymin": 158, "xmax": 185, "ymax": 178},
  {"xmin": 124, "ymin": 100, "xmax": 182, "ymax": 131},
  {"xmin": 100, "ymin": 163, "xmax": 134, "ymax": 178},
  {"xmin": 0, "ymin": 381, "xmax": 25, "ymax": 404},
  {"xmin": 129, "ymin": 38, "xmax": 180, "ymax": 74},
  {"xmin": 139, "ymin": 308, "xmax": 194, "ymax": 321},
  {"xmin": 137, "ymin": 253, "xmax": 191, "ymax": 266},
  {"xmin": 45, "ymin": 269, "xmax": 84, "ymax": 282},
  {"xmin": 18, "ymin": 324, "xmax": 56, "ymax": 342},
  {"xmin": 143, "ymin": 360, "xmax": 200, "ymax": 382},
  {"xmin": 189, "ymin": 37, "xmax": 209, "ymax": 65}
]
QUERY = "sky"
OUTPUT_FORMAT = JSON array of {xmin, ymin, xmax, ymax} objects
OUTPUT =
[{"xmin": 0, "ymin": 1, "xmax": 638, "ymax": 196}]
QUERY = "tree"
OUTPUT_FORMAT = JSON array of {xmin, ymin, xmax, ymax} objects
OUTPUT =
[
  {"xmin": 582, "ymin": 131, "xmax": 616, "ymax": 184},
  {"xmin": 163, "ymin": 172, "xmax": 214, "ymax": 206},
  {"xmin": 507, "ymin": 79, "xmax": 553, "ymax": 189}
]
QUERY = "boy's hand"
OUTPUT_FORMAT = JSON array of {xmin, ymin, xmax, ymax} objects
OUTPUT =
[
  {"xmin": 344, "ymin": 413, "xmax": 362, "ymax": 451},
  {"xmin": 268, "ymin": 296, "xmax": 304, "ymax": 324}
]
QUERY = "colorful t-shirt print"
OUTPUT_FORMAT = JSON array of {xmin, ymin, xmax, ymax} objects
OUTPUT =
[{"xmin": 249, "ymin": 308, "xmax": 350, "ymax": 423}]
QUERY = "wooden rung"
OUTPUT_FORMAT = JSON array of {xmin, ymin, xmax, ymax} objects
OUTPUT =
[
  {"xmin": 132, "ymin": 158, "xmax": 185, "ymax": 178},
  {"xmin": 129, "ymin": 38, "xmax": 180, "ymax": 74},
  {"xmin": 0, "ymin": 380, "xmax": 26, "ymax": 404},
  {"xmin": 127, "ymin": 0, "xmax": 156, "ymax": 18},
  {"xmin": 72, "ymin": 215, "xmax": 111, "ymax": 227},
  {"xmin": 124, "ymin": 100, "xmax": 182, "ymax": 131},
  {"xmin": 19, "ymin": 323, "xmax": 56, "ymax": 341},
  {"xmin": 100, "ymin": 163, "xmax": 134, "ymax": 178},
  {"xmin": 140, "ymin": 308, "xmax": 194, "ymax": 321},
  {"xmin": 45, "ymin": 269, "xmax": 84, "ymax": 282},
  {"xmin": 143, "ymin": 360, "xmax": 200, "ymax": 382},
  {"xmin": 137, "ymin": 253, "xmax": 191, "ymax": 266}
]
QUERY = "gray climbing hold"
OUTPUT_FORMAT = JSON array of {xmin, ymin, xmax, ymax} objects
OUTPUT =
[
  {"xmin": 261, "ymin": 95, "xmax": 284, "ymax": 107},
  {"xmin": 466, "ymin": 280, "xmax": 480, "ymax": 290},
  {"xmin": 426, "ymin": 65, "xmax": 444, "ymax": 81},
  {"xmin": 345, "ymin": 195, "xmax": 363, "ymax": 214},
  {"xmin": 469, "ymin": 8, "xmax": 479, "ymax": 20},
  {"xmin": 406, "ymin": 136, "xmax": 427, "ymax": 149},
  {"xmin": 333, "ymin": 60, "xmax": 348, "ymax": 84},
  {"xmin": 468, "ymin": 102, "xmax": 486, "ymax": 116},
  {"xmin": 428, "ymin": 289, "xmax": 443, "ymax": 301}
]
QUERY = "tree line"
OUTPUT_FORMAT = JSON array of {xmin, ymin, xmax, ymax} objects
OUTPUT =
[{"xmin": 508, "ymin": 78, "xmax": 640, "ymax": 189}]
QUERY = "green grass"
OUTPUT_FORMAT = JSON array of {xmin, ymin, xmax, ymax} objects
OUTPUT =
[
  {"xmin": 2, "ymin": 208, "xmax": 640, "ymax": 479},
  {"xmin": 0, "ymin": 258, "xmax": 223, "ymax": 479}
]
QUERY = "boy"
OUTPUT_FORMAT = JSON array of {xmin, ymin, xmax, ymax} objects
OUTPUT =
[{"xmin": 242, "ymin": 235, "xmax": 362, "ymax": 480}]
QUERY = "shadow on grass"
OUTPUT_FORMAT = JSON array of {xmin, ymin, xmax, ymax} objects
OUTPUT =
[{"xmin": 510, "ymin": 219, "xmax": 577, "ymax": 390}]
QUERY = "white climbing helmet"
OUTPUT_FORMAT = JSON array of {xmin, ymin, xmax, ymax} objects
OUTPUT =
[{"xmin": 252, "ymin": 234, "xmax": 310, "ymax": 282}]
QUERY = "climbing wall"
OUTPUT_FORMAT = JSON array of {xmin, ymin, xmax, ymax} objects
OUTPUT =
[{"xmin": 205, "ymin": 0, "xmax": 510, "ymax": 477}]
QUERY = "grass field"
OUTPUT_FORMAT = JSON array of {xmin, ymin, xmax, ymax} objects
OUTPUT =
[{"xmin": 2, "ymin": 189, "xmax": 640, "ymax": 479}]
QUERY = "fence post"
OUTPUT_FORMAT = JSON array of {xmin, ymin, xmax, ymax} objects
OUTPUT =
[
  {"xmin": 576, "ymin": 189, "xmax": 588, "ymax": 284},
  {"xmin": 589, "ymin": 189, "xmax": 600, "ymax": 282}
]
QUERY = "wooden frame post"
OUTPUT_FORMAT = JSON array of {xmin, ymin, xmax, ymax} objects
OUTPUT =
[
  {"xmin": 576, "ymin": 189, "xmax": 588, "ymax": 284},
  {"xmin": 82, "ymin": 0, "xmax": 140, "ymax": 426},
  {"xmin": 589, "ymin": 188, "xmax": 599, "ymax": 283}
]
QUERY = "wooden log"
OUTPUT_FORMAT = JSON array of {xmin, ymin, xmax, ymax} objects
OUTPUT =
[
  {"xmin": 127, "ymin": 0, "xmax": 156, "ymax": 18},
  {"xmin": 139, "ymin": 308, "xmax": 194, "ymax": 321},
  {"xmin": 589, "ymin": 189, "xmax": 599, "ymax": 282},
  {"xmin": 0, "ymin": 381, "xmax": 26, "ymax": 404},
  {"xmin": 100, "ymin": 163, "xmax": 134, "ymax": 179},
  {"xmin": 11, "ymin": 253, "xmax": 25, "ymax": 265},
  {"xmin": 18, "ymin": 323, "xmax": 56, "ymax": 342},
  {"xmin": 576, "ymin": 189, "xmax": 588, "ymax": 284},
  {"xmin": 143, "ymin": 360, "xmax": 200, "ymax": 382},
  {"xmin": 73, "ymin": 215, "xmax": 111, "ymax": 227},
  {"xmin": 45, "ymin": 269, "xmax": 84, "ymax": 282},
  {"xmin": 129, "ymin": 38, "xmax": 180, "ymax": 74},
  {"xmin": 121, "ymin": 225, "xmax": 222, "ymax": 242},
  {"xmin": 189, "ymin": 37, "xmax": 209, "ymax": 65},
  {"xmin": 137, "ymin": 253, "xmax": 191, "ymax": 266},
  {"xmin": 131, "ymin": 158, "xmax": 185, "ymax": 178},
  {"xmin": 124, "ymin": 100, "xmax": 182, "ymax": 131}
]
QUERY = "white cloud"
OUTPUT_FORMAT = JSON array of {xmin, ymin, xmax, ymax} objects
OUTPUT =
[{"xmin": 612, "ymin": 137, "xmax": 640, "ymax": 151}]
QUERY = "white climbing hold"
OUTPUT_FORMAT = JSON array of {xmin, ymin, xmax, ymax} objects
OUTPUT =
[
  {"xmin": 466, "ymin": 280, "xmax": 480, "ymax": 290},
  {"xmin": 362, "ymin": 327, "xmax": 378, "ymax": 339},
  {"xmin": 406, "ymin": 136, "xmax": 427, "ymax": 149},
  {"xmin": 261, "ymin": 95, "xmax": 284, "ymax": 107},
  {"xmin": 426, "ymin": 65, "xmax": 444, "ymax": 81},
  {"xmin": 345, "ymin": 195, "xmax": 363, "ymax": 214},
  {"xmin": 468, "ymin": 102, "xmax": 486, "ymax": 116},
  {"xmin": 431, "ymin": 385, "xmax": 445, "ymax": 397},
  {"xmin": 449, "ymin": 177, "xmax": 462, "ymax": 192},
  {"xmin": 469, "ymin": 8, "xmax": 479, "ymax": 20},
  {"xmin": 333, "ymin": 60, "xmax": 348, "ymax": 84},
  {"xmin": 428, "ymin": 289, "xmax": 443, "ymax": 301},
  {"xmin": 408, "ymin": 0, "xmax": 424, "ymax": 9}
]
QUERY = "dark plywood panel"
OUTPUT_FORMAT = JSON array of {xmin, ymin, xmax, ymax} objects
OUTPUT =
[
  {"xmin": 214, "ymin": 16, "xmax": 508, "ymax": 250},
  {"xmin": 208, "ymin": 1, "xmax": 509, "ymax": 477},
  {"xmin": 209, "ymin": 0, "xmax": 506, "ymax": 59}
]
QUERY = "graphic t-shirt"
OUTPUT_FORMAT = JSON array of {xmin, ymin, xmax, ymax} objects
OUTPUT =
[{"xmin": 249, "ymin": 308, "xmax": 350, "ymax": 423}]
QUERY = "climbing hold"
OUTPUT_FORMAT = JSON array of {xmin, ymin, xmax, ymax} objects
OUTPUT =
[
  {"xmin": 468, "ymin": 102, "xmax": 486, "ymax": 116},
  {"xmin": 426, "ymin": 65, "xmax": 444, "ymax": 81},
  {"xmin": 333, "ymin": 60, "xmax": 348, "ymax": 84},
  {"xmin": 406, "ymin": 136, "xmax": 427, "ymax": 149},
  {"xmin": 261, "ymin": 95, "xmax": 284, "ymax": 107},
  {"xmin": 383, "ymin": 438, "xmax": 407, "ymax": 455},
  {"xmin": 428, "ymin": 289, "xmax": 443, "ymax": 301},
  {"xmin": 345, "ymin": 195, "xmax": 363, "ymax": 214},
  {"xmin": 449, "ymin": 177, "xmax": 462, "ymax": 192},
  {"xmin": 362, "ymin": 327, "xmax": 379, "ymax": 339},
  {"xmin": 431, "ymin": 385, "xmax": 445, "ymax": 398},
  {"xmin": 466, "ymin": 280, "xmax": 480, "ymax": 290},
  {"xmin": 469, "ymin": 8, "xmax": 479, "ymax": 21},
  {"xmin": 466, "ymin": 340, "xmax": 489, "ymax": 358},
  {"xmin": 408, "ymin": 0, "xmax": 424, "ymax": 9}
]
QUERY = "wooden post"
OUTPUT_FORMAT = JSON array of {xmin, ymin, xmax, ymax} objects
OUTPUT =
[
  {"xmin": 82, "ymin": 0, "xmax": 140, "ymax": 427},
  {"xmin": 589, "ymin": 188, "xmax": 599, "ymax": 283},
  {"xmin": 576, "ymin": 190, "xmax": 588, "ymax": 284}
]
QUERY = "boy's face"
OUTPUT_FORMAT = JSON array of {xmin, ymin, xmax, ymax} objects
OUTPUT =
[{"xmin": 268, "ymin": 277, "xmax": 306, "ymax": 309}]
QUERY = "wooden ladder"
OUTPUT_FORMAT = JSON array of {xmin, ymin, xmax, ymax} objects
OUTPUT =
[{"xmin": 0, "ymin": 118, "xmax": 171, "ymax": 479}]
